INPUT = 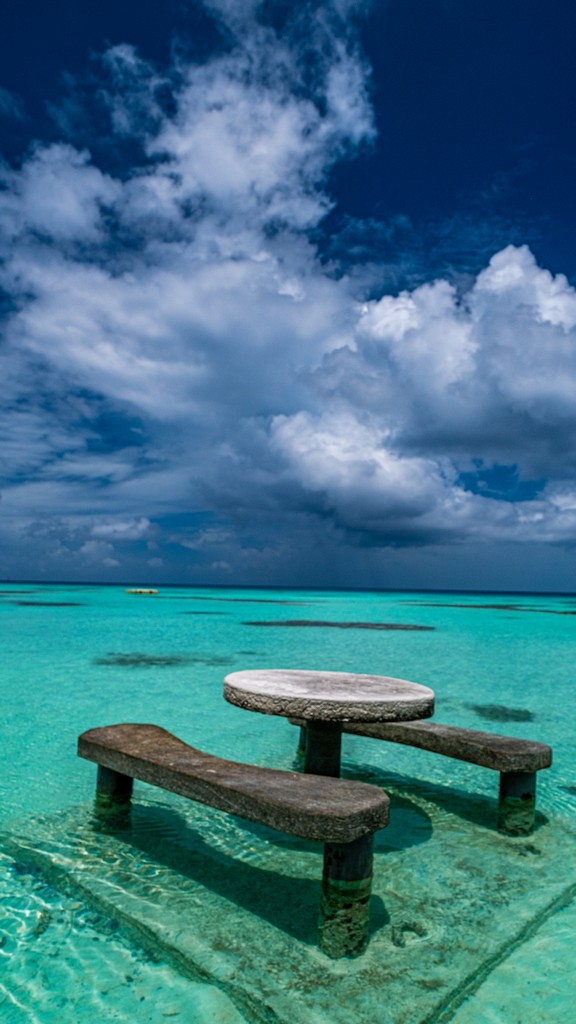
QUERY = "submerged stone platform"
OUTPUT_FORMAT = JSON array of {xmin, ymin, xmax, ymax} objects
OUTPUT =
[{"xmin": 2, "ymin": 767, "xmax": 575, "ymax": 1024}]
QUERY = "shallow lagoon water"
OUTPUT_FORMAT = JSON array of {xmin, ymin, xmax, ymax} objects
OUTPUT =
[{"xmin": 1, "ymin": 584, "xmax": 575, "ymax": 1022}]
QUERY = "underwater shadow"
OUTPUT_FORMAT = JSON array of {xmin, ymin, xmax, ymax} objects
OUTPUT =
[
  {"xmin": 341, "ymin": 761, "xmax": 550, "ymax": 834},
  {"xmin": 226, "ymin": 791, "xmax": 434, "ymax": 855},
  {"xmin": 91, "ymin": 801, "xmax": 389, "ymax": 947}
]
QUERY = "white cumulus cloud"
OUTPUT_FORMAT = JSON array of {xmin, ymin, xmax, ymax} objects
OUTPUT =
[{"xmin": 1, "ymin": 2, "xmax": 576, "ymax": 587}]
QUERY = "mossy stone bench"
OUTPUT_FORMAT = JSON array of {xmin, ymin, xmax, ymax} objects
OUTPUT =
[
  {"xmin": 294, "ymin": 720, "xmax": 552, "ymax": 835},
  {"xmin": 78, "ymin": 723, "xmax": 390, "ymax": 958}
]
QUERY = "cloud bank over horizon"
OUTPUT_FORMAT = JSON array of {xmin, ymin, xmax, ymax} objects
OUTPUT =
[{"xmin": 1, "ymin": 0, "xmax": 576, "ymax": 589}]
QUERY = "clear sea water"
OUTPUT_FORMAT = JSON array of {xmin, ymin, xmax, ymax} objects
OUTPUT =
[{"xmin": 1, "ymin": 583, "xmax": 575, "ymax": 1023}]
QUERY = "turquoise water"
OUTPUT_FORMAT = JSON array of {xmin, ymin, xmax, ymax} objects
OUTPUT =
[{"xmin": 1, "ymin": 584, "xmax": 575, "ymax": 1022}]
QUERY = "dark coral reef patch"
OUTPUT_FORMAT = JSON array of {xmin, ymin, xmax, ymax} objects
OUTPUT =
[
  {"xmin": 243, "ymin": 620, "xmax": 434, "ymax": 631},
  {"xmin": 94, "ymin": 652, "xmax": 234, "ymax": 668},
  {"xmin": 12, "ymin": 600, "xmax": 83, "ymax": 607},
  {"xmin": 403, "ymin": 601, "xmax": 576, "ymax": 615},
  {"xmin": 465, "ymin": 703, "xmax": 535, "ymax": 723}
]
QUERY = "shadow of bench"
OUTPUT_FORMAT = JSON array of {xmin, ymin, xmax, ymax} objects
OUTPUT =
[
  {"xmin": 78, "ymin": 723, "xmax": 389, "ymax": 958},
  {"xmin": 294, "ymin": 720, "xmax": 552, "ymax": 835}
]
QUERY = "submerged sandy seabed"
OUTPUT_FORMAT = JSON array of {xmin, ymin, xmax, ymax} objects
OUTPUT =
[
  {"xmin": 2, "ymin": 583, "xmax": 575, "ymax": 1023},
  {"xmin": 2, "ymin": 763, "xmax": 575, "ymax": 1024}
]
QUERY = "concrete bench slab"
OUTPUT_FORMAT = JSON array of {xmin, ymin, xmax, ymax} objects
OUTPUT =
[
  {"xmin": 293, "ymin": 719, "xmax": 552, "ymax": 835},
  {"xmin": 78, "ymin": 723, "xmax": 390, "ymax": 957},
  {"xmin": 340, "ymin": 720, "xmax": 552, "ymax": 773}
]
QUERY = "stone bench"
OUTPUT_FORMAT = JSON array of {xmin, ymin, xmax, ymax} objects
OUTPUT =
[
  {"xmin": 78, "ymin": 723, "xmax": 390, "ymax": 958},
  {"xmin": 294, "ymin": 720, "xmax": 552, "ymax": 835}
]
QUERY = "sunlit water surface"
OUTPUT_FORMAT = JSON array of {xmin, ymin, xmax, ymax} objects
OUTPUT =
[{"xmin": 1, "ymin": 584, "xmax": 574, "ymax": 1022}]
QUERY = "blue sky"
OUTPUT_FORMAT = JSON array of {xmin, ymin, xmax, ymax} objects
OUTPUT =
[{"xmin": 1, "ymin": 0, "xmax": 576, "ymax": 590}]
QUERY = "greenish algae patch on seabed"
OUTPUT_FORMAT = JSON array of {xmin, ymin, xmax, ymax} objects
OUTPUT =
[{"xmin": 2, "ymin": 785, "xmax": 575, "ymax": 1024}]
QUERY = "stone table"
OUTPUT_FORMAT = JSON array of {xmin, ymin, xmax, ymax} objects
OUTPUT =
[{"xmin": 224, "ymin": 669, "xmax": 435, "ymax": 777}]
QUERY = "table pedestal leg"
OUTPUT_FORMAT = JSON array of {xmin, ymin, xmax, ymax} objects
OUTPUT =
[{"xmin": 303, "ymin": 721, "xmax": 343, "ymax": 777}]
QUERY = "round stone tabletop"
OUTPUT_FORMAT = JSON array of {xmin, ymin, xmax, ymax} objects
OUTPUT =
[{"xmin": 224, "ymin": 669, "xmax": 435, "ymax": 723}]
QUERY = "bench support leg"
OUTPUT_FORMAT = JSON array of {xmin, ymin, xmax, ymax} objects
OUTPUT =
[
  {"xmin": 95, "ymin": 765, "xmax": 133, "ymax": 817},
  {"xmin": 320, "ymin": 834, "xmax": 374, "ymax": 958},
  {"xmin": 304, "ymin": 721, "xmax": 342, "ymax": 777},
  {"xmin": 498, "ymin": 771, "xmax": 536, "ymax": 835}
]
